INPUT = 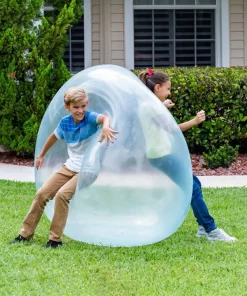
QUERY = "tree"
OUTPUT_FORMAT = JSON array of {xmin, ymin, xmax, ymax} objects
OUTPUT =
[{"xmin": 0, "ymin": 0, "xmax": 83, "ymax": 155}]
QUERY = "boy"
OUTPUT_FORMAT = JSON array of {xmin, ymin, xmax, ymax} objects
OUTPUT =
[{"xmin": 11, "ymin": 87, "xmax": 118, "ymax": 248}]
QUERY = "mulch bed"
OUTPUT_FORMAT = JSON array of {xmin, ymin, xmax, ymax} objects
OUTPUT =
[
  {"xmin": 1, "ymin": 151, "xmax": 247, "ymax": 176},
  {"xmin": 0, "ymin": 151, "xmax": 34, "ymax": 167},
  {"xmin": 191, "ymin": 154, "xmax": 247, "ymax": 176}
]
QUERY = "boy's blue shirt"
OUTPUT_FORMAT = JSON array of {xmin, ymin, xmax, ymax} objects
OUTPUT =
[
  {"xmin": 54, "ymin": 111, "xmax": 101, "ymax": 172},
  {"xmin": 55, "ymin": 111, "xmax": 100, "ymax": 142}
]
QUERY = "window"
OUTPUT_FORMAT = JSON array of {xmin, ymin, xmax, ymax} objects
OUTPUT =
[
  {"xmin": 133, "ymin": 0, "xmax": 216, "ymax": 68},
  {"xmin": 63, "ymin": 19, "xmax": 84, "ymax": 73},
  {"xmin": 44, "ymin": 6, "xmax": 84, "ymax": 73}
]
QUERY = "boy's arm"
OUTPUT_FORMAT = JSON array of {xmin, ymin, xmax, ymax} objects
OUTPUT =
[
  {"xmin": 36, "ymin": 132, "xmax": 58, "ymax": 169},
  {"xmin": 97, "ymin": 115, "xmax": 118, "ymax": 146},
  {"xmin": 178, "ymin": 110, "xmax": 205, "ymax": 132}
]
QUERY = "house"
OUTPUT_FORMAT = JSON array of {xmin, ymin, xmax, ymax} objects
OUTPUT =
[{"xmin": 45, "ymin": 0, "xmax": 247, "ymax": 72}]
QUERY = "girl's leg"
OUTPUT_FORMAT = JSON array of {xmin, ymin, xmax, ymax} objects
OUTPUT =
[
  {"xmin": 149, "ymin": 157, "xmax": 217, "ymax": 233},
  {"xmin": 20, "ymin": 166, "xmax": 74, "ymax": 238},
  {"xmin": 190, "ymin": 174, "xmax": 216, "ymax": 232},
  {"xmin": 148, "ymin": 154, "xmax": 187, "ymax": 188}
]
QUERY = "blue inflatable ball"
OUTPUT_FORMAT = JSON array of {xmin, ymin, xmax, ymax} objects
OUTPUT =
[{"xmin": 35, "ymin": 64, "xmax": 192, "ymax": 247}]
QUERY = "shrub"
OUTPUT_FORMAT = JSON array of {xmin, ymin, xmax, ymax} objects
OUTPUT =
[
  {"xmin": 133, "ymin": 67, "xmax": 247, "ymax": 167},
  {"xmin": 203, "ymin": 143, "xmax": 239, "ymax": 169},
  {"xmin": 0, "ymin": 0, "xmax": 83, "ymax": 156}
]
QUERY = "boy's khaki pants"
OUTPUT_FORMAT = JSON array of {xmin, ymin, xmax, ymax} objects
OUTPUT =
[{"xmin": 20, "ymin": 166, "xmax": 78, "ymax": 242}]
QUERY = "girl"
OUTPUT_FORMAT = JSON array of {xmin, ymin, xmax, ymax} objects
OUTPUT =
[{"xmin": 139, "ymin": 69, "xmax": 237, "ymax": 242}]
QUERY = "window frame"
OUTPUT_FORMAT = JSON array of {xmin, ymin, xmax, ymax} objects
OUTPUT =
[
  {"xmin": 125, "ymin": 0, "xmax": 229, "ymax": 69},
  {"xmin": 84, "ymin": 0, "xmax": 92, "ymax": 69}
]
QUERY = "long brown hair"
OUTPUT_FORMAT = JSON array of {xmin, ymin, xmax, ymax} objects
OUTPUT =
[{"xmin": 138, "ymin": 69, "xmax": 170, "ymax": 93}]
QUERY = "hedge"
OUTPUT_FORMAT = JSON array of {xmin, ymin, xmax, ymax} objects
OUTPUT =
[
  {"xmin": 1, "ymin": 65, "xmax": 247, "ymax": 167},
  {"xmin": 133, "ymin": 67, "xmax": 247, "ymax": 167}
]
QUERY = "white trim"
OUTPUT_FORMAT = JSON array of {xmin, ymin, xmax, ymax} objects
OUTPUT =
[
  {"xmin": 44, "ymin": 5, "xmax": 53, "ymax": 11},
  {"xmin": 133, "ymin": 5, "xmax": 216, "ymax": 9},
  {"xmin": 220, "ymin": 0, "xmax": 230, "ymax": 67},
  {"xmin": 34, "ymin": 7, "xmax": 44, "ymax": 27},
  {"xmin": 125, "ymin": 0, "xmax": 134, "ymax": 69},
  {"xmin": 215, "ymin": 0, "xmax": 221, "ymax": 66},
  {"xmin": 84, "ymin": 0, "xmax": 92, "ymax": 68},
  {"xmin": 244, "ymin": 0, "xmax": 247, "ymax": 66}
]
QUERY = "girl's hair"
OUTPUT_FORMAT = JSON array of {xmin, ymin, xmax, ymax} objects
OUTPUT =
[
  {"xmin": 64, "ymin": 87, "xmax": 88, "ymax": 105},
  {"xmin": 138, "ymin": 69, "xmax": 170, "ymax": 93}
]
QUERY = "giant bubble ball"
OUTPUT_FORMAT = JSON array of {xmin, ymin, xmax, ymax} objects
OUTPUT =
[{"xmin": 35, "ymin": 64, "xmax": 192, "ymax": 247}]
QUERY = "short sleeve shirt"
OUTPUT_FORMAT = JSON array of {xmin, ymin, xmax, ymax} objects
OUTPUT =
[
  {"xmin": 138, "ymin": 101, "xmax": 174, "ymax": 159},
  {"xmin": 54, "ymin": 111, "xmax": 101, "ymax": 172}
]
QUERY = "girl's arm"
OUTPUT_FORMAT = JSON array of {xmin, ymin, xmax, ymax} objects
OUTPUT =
[{"xmin": 179, "ymin": 110, "xmax": 205, "ymax": 132}]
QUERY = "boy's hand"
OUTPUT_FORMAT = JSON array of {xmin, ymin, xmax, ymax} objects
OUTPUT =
[
  {"xmin": 195, "ymin": 110, "xmax": 206, "ymax": 124},
  {"xmin": 36, "ymin": 155, "xmax": 44, "ymax": 170},
  {"xmin": 163, "ymin": 99, "xmax": 175, "ymax": 109},
  {"xmin": 98, "ymin": 127, "xmax": 118, "ymax": 146}
]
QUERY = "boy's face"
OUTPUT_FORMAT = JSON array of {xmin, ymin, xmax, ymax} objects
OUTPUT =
[{"xmin": 65, "ymin": 99, "xmax": 89, "ymax": 123}]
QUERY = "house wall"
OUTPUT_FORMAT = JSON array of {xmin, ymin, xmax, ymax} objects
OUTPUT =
[
  {"xmin": 91, "ymin": 1, "xmax": 247, "ymax": 68},
  {"xmin": 91, "ymin": 0, "xmax": 125, "ymax": 66},
  {"xmin": 111, "ymin": 0, "xmax": 125, "ymax": 66},
  {"xmin": 229, "ymin": 0, "xmax": 247, "ymax": 66}
]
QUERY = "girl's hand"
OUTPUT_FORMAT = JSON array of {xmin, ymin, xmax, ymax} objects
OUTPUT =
[
  {"xmin": 163, "ymin": 99, "xmax": 175, "ymax": 109},
  {"xmin": 98, "ymin": 127, "xmax": 118, "ymax": 146},
  {"xmin": 36, "ymin": 155, "xmax": 44, "ymax": 170},
  {"xmin": 195, "ymin": 110, "xmax": 206, "ymax": 124}
]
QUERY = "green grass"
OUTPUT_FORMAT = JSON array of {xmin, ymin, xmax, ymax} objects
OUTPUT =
[{"xmin": 0, "ymin": 180, "xmax": 247, "ymax": 296}]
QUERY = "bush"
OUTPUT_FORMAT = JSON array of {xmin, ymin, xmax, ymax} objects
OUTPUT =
[
  {"xmin": 133, "ymin": 67, "xmax": 247, "ymax": 167},
  {"xmin": 203, "ymin": 143, "xmax": 239, "ymax": 169},
  {"xmin": 0, "ymin": 0, "xmax": 83, "ymax": 156}
]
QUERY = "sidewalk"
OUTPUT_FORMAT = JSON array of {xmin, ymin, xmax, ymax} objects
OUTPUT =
[
  {"xmin": 0, "ymin": 163, "xmax": 35, "ymax": 182},
  {"xmin": 0, "ymin": 163, "xmax": 246, "ymax": 188}
]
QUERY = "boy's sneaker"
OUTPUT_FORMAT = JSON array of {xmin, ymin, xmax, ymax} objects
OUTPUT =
[
  {"xmin": 196, "ymin": 225, "xmax": 207, "ymax": 237},
  {"xmin": 207, "ymin": 228, "xmax": 238, "ymax": 242},
  {"xmin": 10, "ymin": 234, "xmax": 31, "ymax": 244},
  {"xmin": 45, "ymin": 240, "xmax": 62, "ymax": 248}
]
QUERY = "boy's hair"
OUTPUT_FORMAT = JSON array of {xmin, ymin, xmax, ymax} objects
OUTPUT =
[
  {"xmin": 64, "ymin": 87, "xmax": 88, "ymax": 105},
  {"xmin": 138, "ymin": 69, "xmax": 170, "ymax": 93}
]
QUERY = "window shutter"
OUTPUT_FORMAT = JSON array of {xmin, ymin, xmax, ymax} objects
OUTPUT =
[
  {"xmin": 196, "ymin": 10, "xmax": 215, "ymax": 65},
  {"xmin": 134, "ymin": 10, "xmax": 153, "ymax": 68},
  {"xmin": 134, "ymin": 8, "xmax": 215, "ymax": 68},
  {"xmin": 154, "ymin": 10, "xmax": 174, "ymax": 67},
  {"xmin": 64, "ymin": 18, "xmax": 84, "ymax": 73}
]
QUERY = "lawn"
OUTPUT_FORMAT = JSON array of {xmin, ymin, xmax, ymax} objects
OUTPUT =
[{"xmin": 0, "ymin": 180, "xmax": 246, "ymax": 296}]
